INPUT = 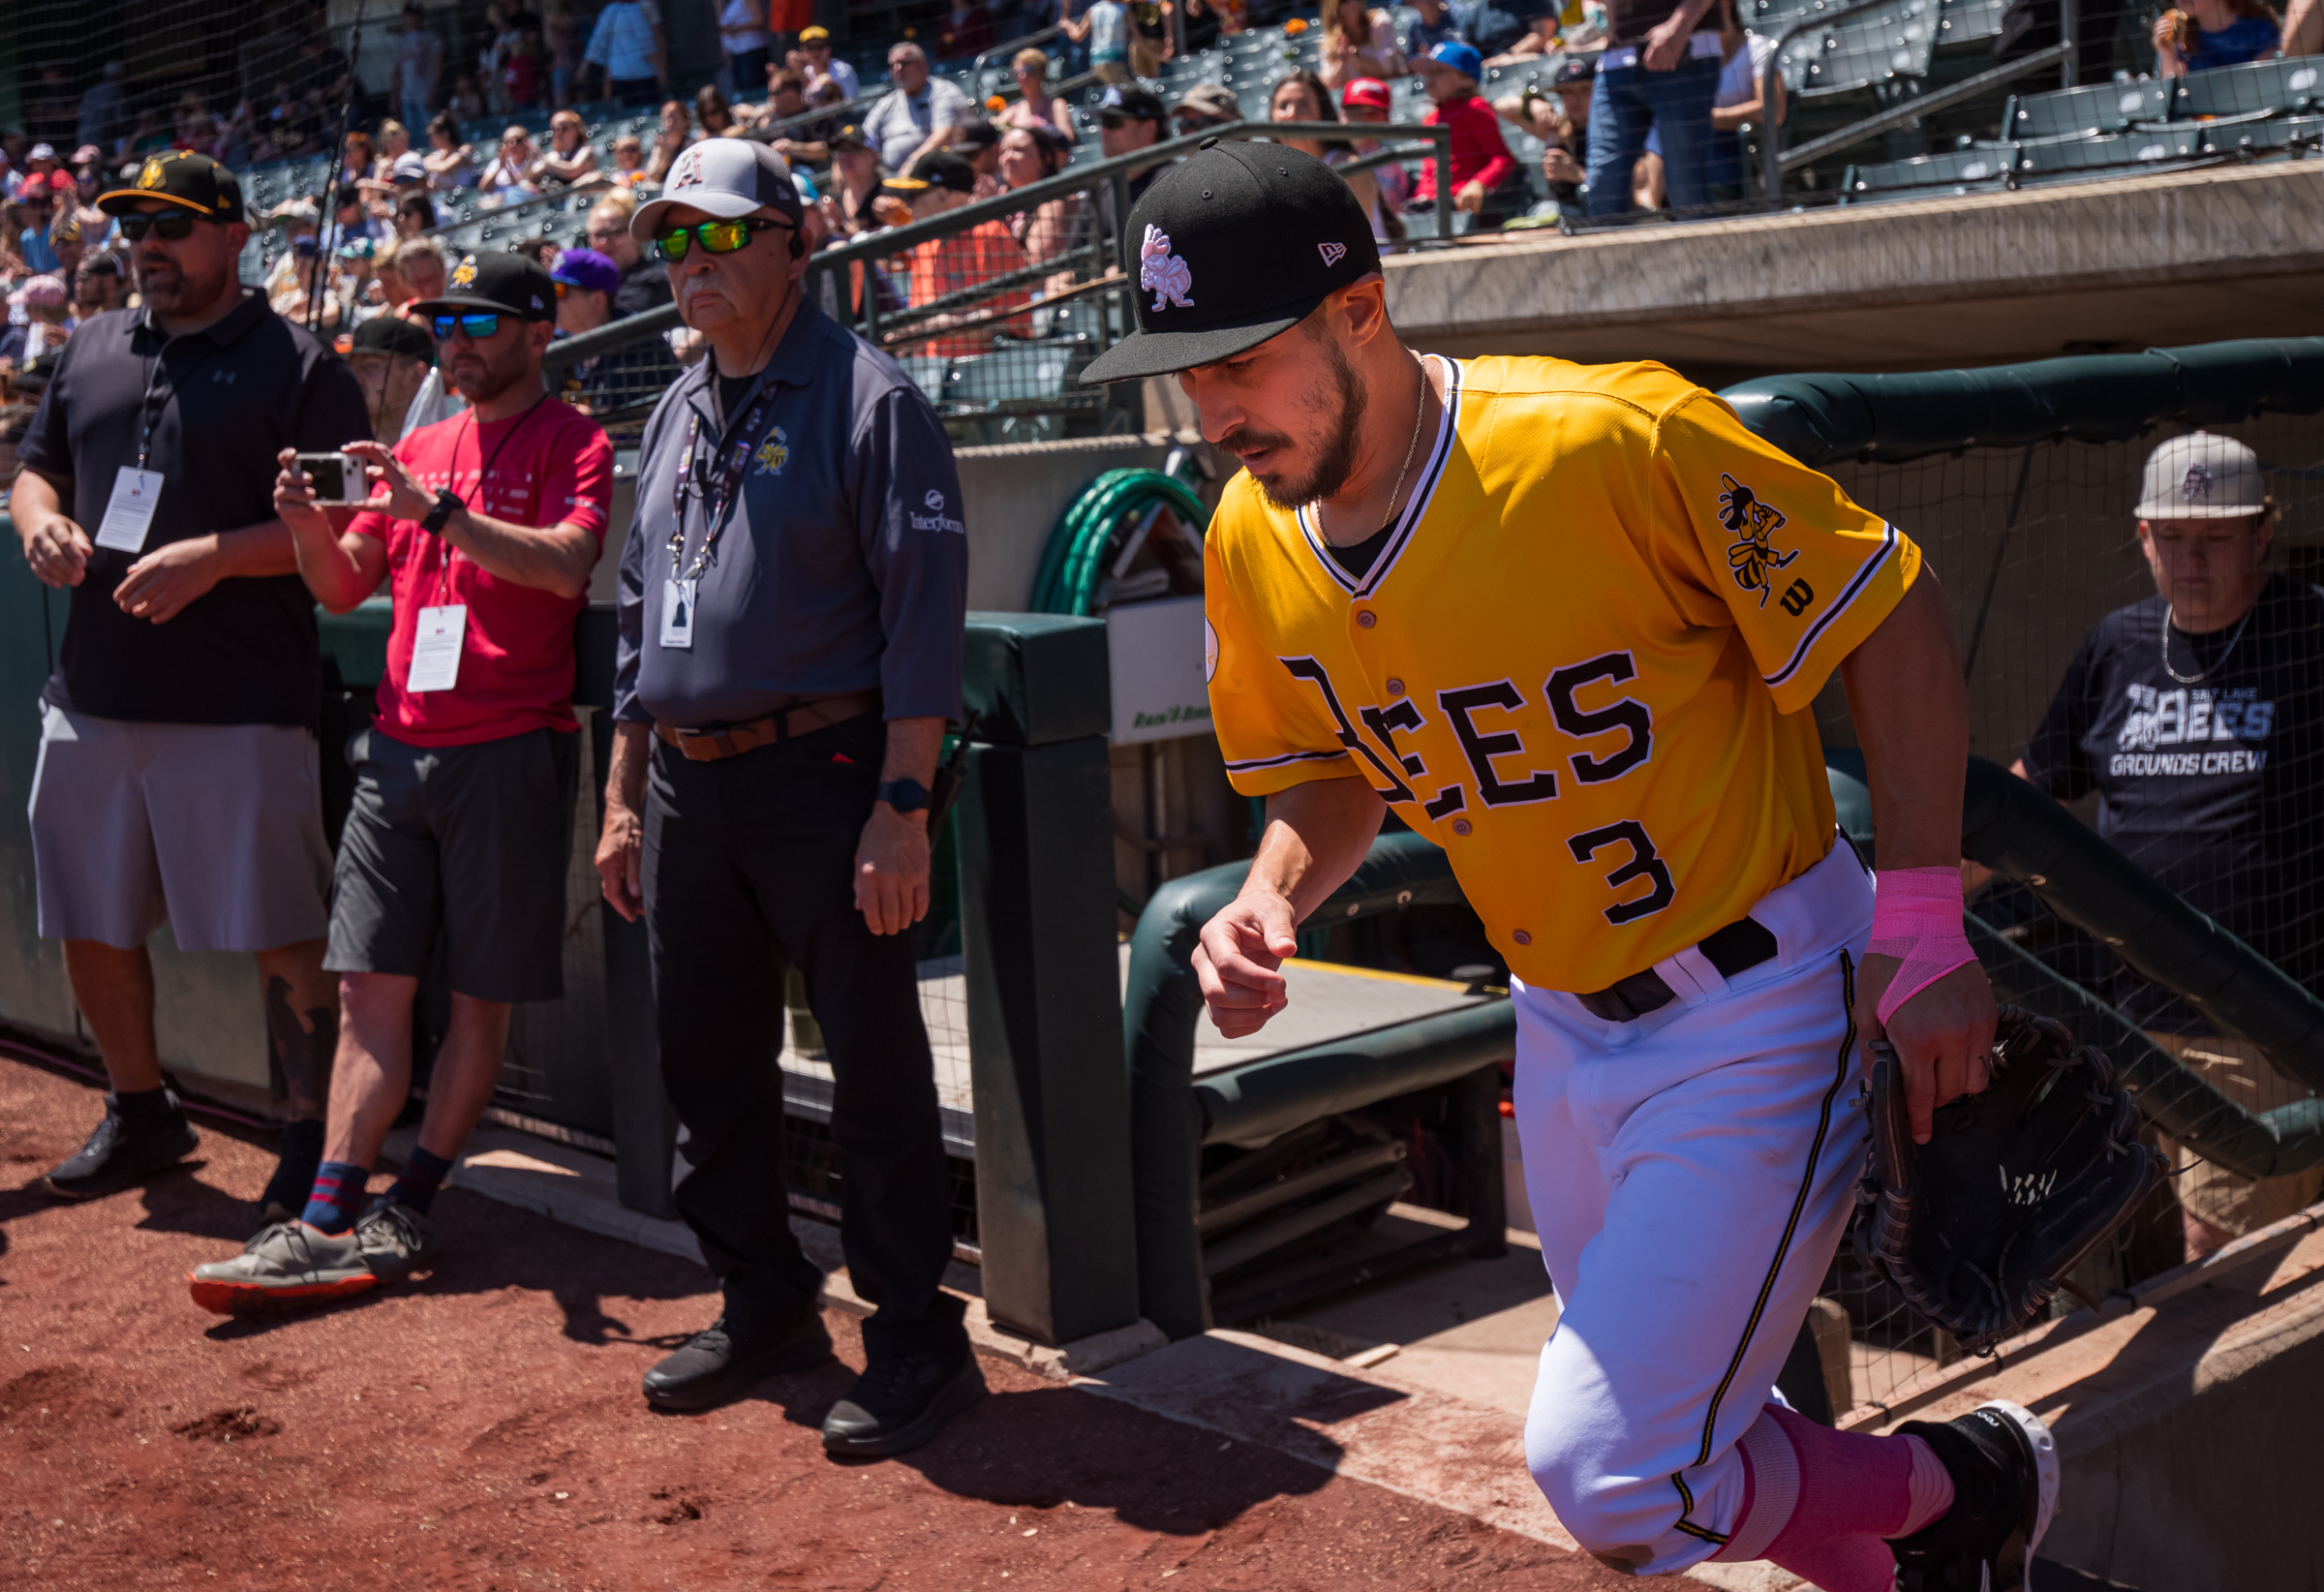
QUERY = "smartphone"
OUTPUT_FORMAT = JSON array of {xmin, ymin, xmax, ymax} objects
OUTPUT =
[{"xmin": 294, "ymin": 451, "xmax": 367, "ymax": 505}]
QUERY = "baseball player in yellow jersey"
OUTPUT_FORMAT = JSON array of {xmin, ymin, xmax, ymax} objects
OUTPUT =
[{"xmin": 1084, "ymin": 141, "xmax": 2056, "ymax": 1592}]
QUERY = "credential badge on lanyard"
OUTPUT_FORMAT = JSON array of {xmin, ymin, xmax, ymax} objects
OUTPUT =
[{"xmin": 662, "ymin": 384, "xmax": 774, "ymax": 652}]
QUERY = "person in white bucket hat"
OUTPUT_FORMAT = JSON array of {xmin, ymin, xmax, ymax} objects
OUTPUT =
[{"xmin": 2014, "ymin": 429, "xmax": 2319, "ymax": 1262}]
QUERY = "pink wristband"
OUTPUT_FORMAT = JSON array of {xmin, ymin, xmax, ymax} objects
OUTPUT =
[{"xmin": 1868, "ymin": 866, "xmax": 1975, "ymax": 1027}]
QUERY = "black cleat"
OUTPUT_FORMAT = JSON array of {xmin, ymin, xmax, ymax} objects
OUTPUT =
[
  {"xmin": 44, "ymin": 1095, "xmax": 199, "ymax": 1201},
  {"xmin": 820, "ymin": 1341, "xmax": 987, "ymax": 1458},
  {"xmin": 642, "ymin": 1307, "xmax": 835, "ymax": 1411},
  {"xmin": 1890, "ymin": 1399, "xmax": 2060, "ymax": 1592},
  {"xmin": 258, "ymin": 1117, "xmax": 326, "ymax": 1224}
]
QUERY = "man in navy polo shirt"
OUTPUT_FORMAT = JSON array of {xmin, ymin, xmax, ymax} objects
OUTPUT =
[{"xmin": 595, "ymin": 139, "xmax": 975, "ymax": 1457}]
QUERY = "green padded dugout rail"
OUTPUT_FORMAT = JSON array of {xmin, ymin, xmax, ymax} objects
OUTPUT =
[
  {"xmin": 1122, "ymin": 830, "xmax": 1490, "ymax": 1340},
  {"xmin": 1721, "ymin": 338, "xmax": 2324, "ymax": 468}
]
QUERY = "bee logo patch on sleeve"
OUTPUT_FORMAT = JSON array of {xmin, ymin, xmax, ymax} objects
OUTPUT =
[{"xmin": 1719, "ymin": 474, "xmax": 1801, "ymax": 611}]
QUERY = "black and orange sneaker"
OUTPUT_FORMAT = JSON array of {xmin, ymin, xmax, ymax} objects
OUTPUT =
[{"xmin": 188, "ymin": 1221, "xmax": 382, "ymax": 1316}]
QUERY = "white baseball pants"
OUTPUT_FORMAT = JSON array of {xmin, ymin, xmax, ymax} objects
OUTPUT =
[{"xmin": 1514, "ymin": 837, "xmax": 1876, "ymax": 1577}]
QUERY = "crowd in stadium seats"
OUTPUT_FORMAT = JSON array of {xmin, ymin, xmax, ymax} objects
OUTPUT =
[{"xmin": 3, "ymin": 0, "xmax": 2318, "ymax": 391}]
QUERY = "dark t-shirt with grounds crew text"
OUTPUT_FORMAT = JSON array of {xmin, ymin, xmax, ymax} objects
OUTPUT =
[
  {"xmin": 19, "ymin": 292, "xmax": 372, "ymax": 728},
  {"xmin": 2020, "ymin": 575, "xmax": 2324, "ymax": 1029}
]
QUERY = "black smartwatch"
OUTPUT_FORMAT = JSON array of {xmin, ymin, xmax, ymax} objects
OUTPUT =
[
  {"xmin": 877, "ymin": 778, "xmax": 931, "ymax": 814},
  {"xmin": 418, "ymin": 489, "xmax": 463, "ymax": 537}
]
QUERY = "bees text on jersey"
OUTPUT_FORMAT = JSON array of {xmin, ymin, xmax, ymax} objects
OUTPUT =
[{"xmin": 1203, "ymin": 354, "xmax": 1922, "ymax": 993}]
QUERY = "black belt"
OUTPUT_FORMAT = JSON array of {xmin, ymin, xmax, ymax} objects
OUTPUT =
[{"xmin": 1574, "ymin": 916, "xmax": 1779, "ymax": 1024}]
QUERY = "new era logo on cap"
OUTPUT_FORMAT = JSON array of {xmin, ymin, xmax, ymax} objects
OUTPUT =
[{"xmin": 1318, "ymin": 241, "xmax": 1347, "ymax": 267}]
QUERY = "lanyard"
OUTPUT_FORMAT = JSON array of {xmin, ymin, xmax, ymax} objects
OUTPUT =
[
  {"xmin": 666, "ymin": 375, "xmax": 775, "ymax": 583},
  {"xmin": 429, "ymin": 394, "xmax": 549, "ymax": 604}
]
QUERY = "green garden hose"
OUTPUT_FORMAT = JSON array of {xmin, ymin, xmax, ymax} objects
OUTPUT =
[{"xmin": 1030, "ymin": 466, "xmax": 1211, "ymax": 617}]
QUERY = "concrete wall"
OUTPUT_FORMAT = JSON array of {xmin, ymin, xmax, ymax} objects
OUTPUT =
[{"xmin": 1384, "ymin": 164, "xmax": 2324, "ymax": 386}]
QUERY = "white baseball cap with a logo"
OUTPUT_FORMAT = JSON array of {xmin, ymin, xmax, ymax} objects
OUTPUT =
[
  {"xmin": 2136, "ymin": 432, "xmax": 2267, "ymax": 520},
  {"xmin": 630, "ymin": 139, "xmax": 804, "ymax": 242}
]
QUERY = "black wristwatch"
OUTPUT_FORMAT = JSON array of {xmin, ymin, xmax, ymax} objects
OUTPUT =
[
  {"xmin": 419, "ymin": 489, "xmax": 463, "ymax": 537},
  {"xmin": 877, "ymin": 778, "xmax": 931, "ymax": 814}
]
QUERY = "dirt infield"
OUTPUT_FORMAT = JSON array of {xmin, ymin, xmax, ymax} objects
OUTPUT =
[{"xmin": 0, "ymin": 1056, "xmax": 1638, "ymax": 1591}]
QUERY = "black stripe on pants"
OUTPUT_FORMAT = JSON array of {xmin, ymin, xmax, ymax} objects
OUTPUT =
[{"xmin": 640, "ymin": 713, "xmax": 953, "ymax": 1338}]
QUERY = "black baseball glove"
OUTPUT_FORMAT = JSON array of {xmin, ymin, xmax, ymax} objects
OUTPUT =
[{"xmin": 1856, "ymin": 1005, "xmax": 2166, "ymax": 1356}]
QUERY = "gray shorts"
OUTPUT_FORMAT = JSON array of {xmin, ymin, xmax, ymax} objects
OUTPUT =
[
  {"xmin": 29, "ymin": 705, "xmax": 333, "ymax": 953},
  {"xmin": 325, "ymin": 726, "xmax": 580, "ymax": 1003}
]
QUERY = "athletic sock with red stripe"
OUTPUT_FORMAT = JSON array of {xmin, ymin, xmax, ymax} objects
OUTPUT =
[
  {"xmin": 1710, "ymin": 1402, "xmax": 1954, "ymax": 1592},
  {"xmin": 300, "ymin": 1160, "xmax": 370, "ymax": 1235},
  {"xmin": 385, "ymin": 1146, "xmax": 455, "ymax": 1215}
]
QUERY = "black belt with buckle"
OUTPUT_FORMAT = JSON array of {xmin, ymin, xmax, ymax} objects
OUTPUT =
[{"xmin": 1575, "ymin": 916, "xmax": 1779, "ymax": 1024}]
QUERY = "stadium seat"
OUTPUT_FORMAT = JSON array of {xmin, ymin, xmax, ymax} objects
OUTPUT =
[
  {"xmin": 2170, "ymin": 56, "xmax": 2323, "ymax": 120},
  {"xmin": 2002, "ymin": 78, "xmax": 2174, "ymax": 138},
  {"xmin": 1841, "ymin": 142, "xmax": 2015, "ymax": 198},
  {"xmin": 2200, "ymin": 111, "xmax": 2324, "ymax": 155},
  {"xmin": 1777, "ymin": 0, "xmax": 1941, "ymax": 100},
  {"xmin": 1932, "ymin": 0, "xmax": 2010, "ymax": 46},
  {"xmin": 2012, "ymin": 126, "xmax": 2204, "ymax": 178}
]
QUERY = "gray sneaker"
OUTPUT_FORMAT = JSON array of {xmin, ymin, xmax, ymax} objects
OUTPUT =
[
  {"xmin": 353, "ymin": 1199, "xmax": 440, "ymax": 1283},
  {"xmin": 188, "ymin": 1220, "xmax": 381, "ymax": 1317}
]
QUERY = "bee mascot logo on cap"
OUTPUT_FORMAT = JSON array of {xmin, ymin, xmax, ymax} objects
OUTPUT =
[
  {"xmin": 1139, "ymin": 225, "xmax": 1194, "ymax": 313},
  {"xmin": 137, "ymin": 158, "xmax": 168, "ymax": 190},
  {"xmin": 449, "ymin": 255, "xmax": 480, "ymax": 289}
]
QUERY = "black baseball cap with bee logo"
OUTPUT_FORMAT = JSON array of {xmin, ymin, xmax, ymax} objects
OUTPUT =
[
  {"xmin": 1080, "ymin": 138, "xmax": 1381, "ymax": 383},
  {"xmin": 98, "ymin": 150, "xmax": 246, "ymax": 223},
  {"xmin": 408, "ymin": 250, "xmax": 559, "ymax": 321}
]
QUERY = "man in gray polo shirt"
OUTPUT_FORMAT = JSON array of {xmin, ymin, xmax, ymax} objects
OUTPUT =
[{"xmin": 594, "ymin": 139, "xmax": 976, "ymax": 1457}]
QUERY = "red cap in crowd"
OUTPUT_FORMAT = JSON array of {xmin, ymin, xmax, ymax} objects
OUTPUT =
[{"xmin": 1341, "ymin": 77, "xmax": 1392, "ymax": 110}]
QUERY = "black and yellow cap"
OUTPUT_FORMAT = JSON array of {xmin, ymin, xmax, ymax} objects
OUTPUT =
[{"xmin": 98, "ymin": 150, "xmax": 246, "ymax": 223}]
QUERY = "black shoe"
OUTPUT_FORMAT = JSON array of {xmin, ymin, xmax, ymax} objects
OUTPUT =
[
  {"xmin": 1890, "ymin": 1399, "xmax": 2060, "ymax": 1592},
  {"xmin": 642, "ymin": 1307, "xmax": 834, "ymax": 1411},
  {"xmin": 258, "ymin": 1117, "xmax": 326, "ymax": 1224},
  {"xmin": 45, "ymin": 1096, "xmax": 199, "ymax": 1200},
  {"xmin": 820, "ymin": 1340, "xmax": 987, "ymax": 1457}
]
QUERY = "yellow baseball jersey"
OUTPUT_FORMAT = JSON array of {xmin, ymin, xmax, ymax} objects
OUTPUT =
[{"xmin": 1204, "ymin": 354, "xmax": 1921, "ymax": 993}]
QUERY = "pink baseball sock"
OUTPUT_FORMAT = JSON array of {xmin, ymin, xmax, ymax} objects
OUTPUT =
[{"xmin": 1710, "ymin": 1403, "xmax": 1953, "ymax": 1592}]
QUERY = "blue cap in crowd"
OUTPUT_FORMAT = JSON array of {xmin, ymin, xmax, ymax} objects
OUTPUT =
[
  {"xmin": 1425, "ymin": 40, "xmax": 1484, "ymax": 82},
  {"xmin": 550, "ymin": 248, "xmax": 622, "ymax": 297}
]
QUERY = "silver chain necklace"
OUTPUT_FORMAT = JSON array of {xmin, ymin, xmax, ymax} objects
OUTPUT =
[
  {"xmin": 2160, "ymin": 602, "xmax": 2254, "ymax": 685},
  {"xmin": 1318, "ymin": 353, "xmax": 1429, "ymax": 548}
]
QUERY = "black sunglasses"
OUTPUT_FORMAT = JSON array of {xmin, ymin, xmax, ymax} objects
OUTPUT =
[
  {"xmin": 432, "ymin": 312, "xmax": 503, "ymax": 341},
  {"xmin": 118, "ymin": 211, "xmax": 208, "ymax": 242},
  {"xmin": 651, "ymin": 216, "xmax": 789, "ymax": 262}
]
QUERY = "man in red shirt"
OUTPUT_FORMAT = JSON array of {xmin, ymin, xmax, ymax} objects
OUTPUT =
[
  {"xmin": 1410, "ymin": 41, "xmax": 1520, "ymax": 229},
  {"xmin": 189, "ymin": 253, "xmax": 614, "ymax": 1314}
]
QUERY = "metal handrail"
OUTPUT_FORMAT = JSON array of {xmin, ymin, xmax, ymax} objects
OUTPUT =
[
  {"xmin": 972, "ymin": 23, "xmax": 1066, "ymax": 74},
  {"xmin": 1778, "ymin": 42, "xmax": 2070, "ymax": 173},
  {"xmin": 1756, "ymin": 0, "xmax": 2076, "ymax": 200}
]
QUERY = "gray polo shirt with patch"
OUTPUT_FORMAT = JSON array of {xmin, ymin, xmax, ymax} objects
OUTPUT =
[{"xmin": 613, "ymin": 301, "xmax": 966, "ymax": 730}]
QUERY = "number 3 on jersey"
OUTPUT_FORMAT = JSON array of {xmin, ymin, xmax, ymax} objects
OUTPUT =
[{"xmin": 1277, "ymin": 652, "xmax": 1673, "ymax": 926}]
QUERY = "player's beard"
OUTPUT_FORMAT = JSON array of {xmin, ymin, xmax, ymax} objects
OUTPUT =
[{"xmin": 1228, "ymin": 337, "xmax": 1368, "ymax": 512}]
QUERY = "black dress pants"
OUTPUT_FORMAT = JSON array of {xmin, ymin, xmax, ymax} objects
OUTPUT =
[{"xmin": 641, "ymin": 712, "xmax": 954, "ymax": 1342}]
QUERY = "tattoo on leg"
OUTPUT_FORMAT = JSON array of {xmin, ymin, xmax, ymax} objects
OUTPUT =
[{"xmin": 265, "ymin": 976, "xmax": 339, "ymax": 1118}]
